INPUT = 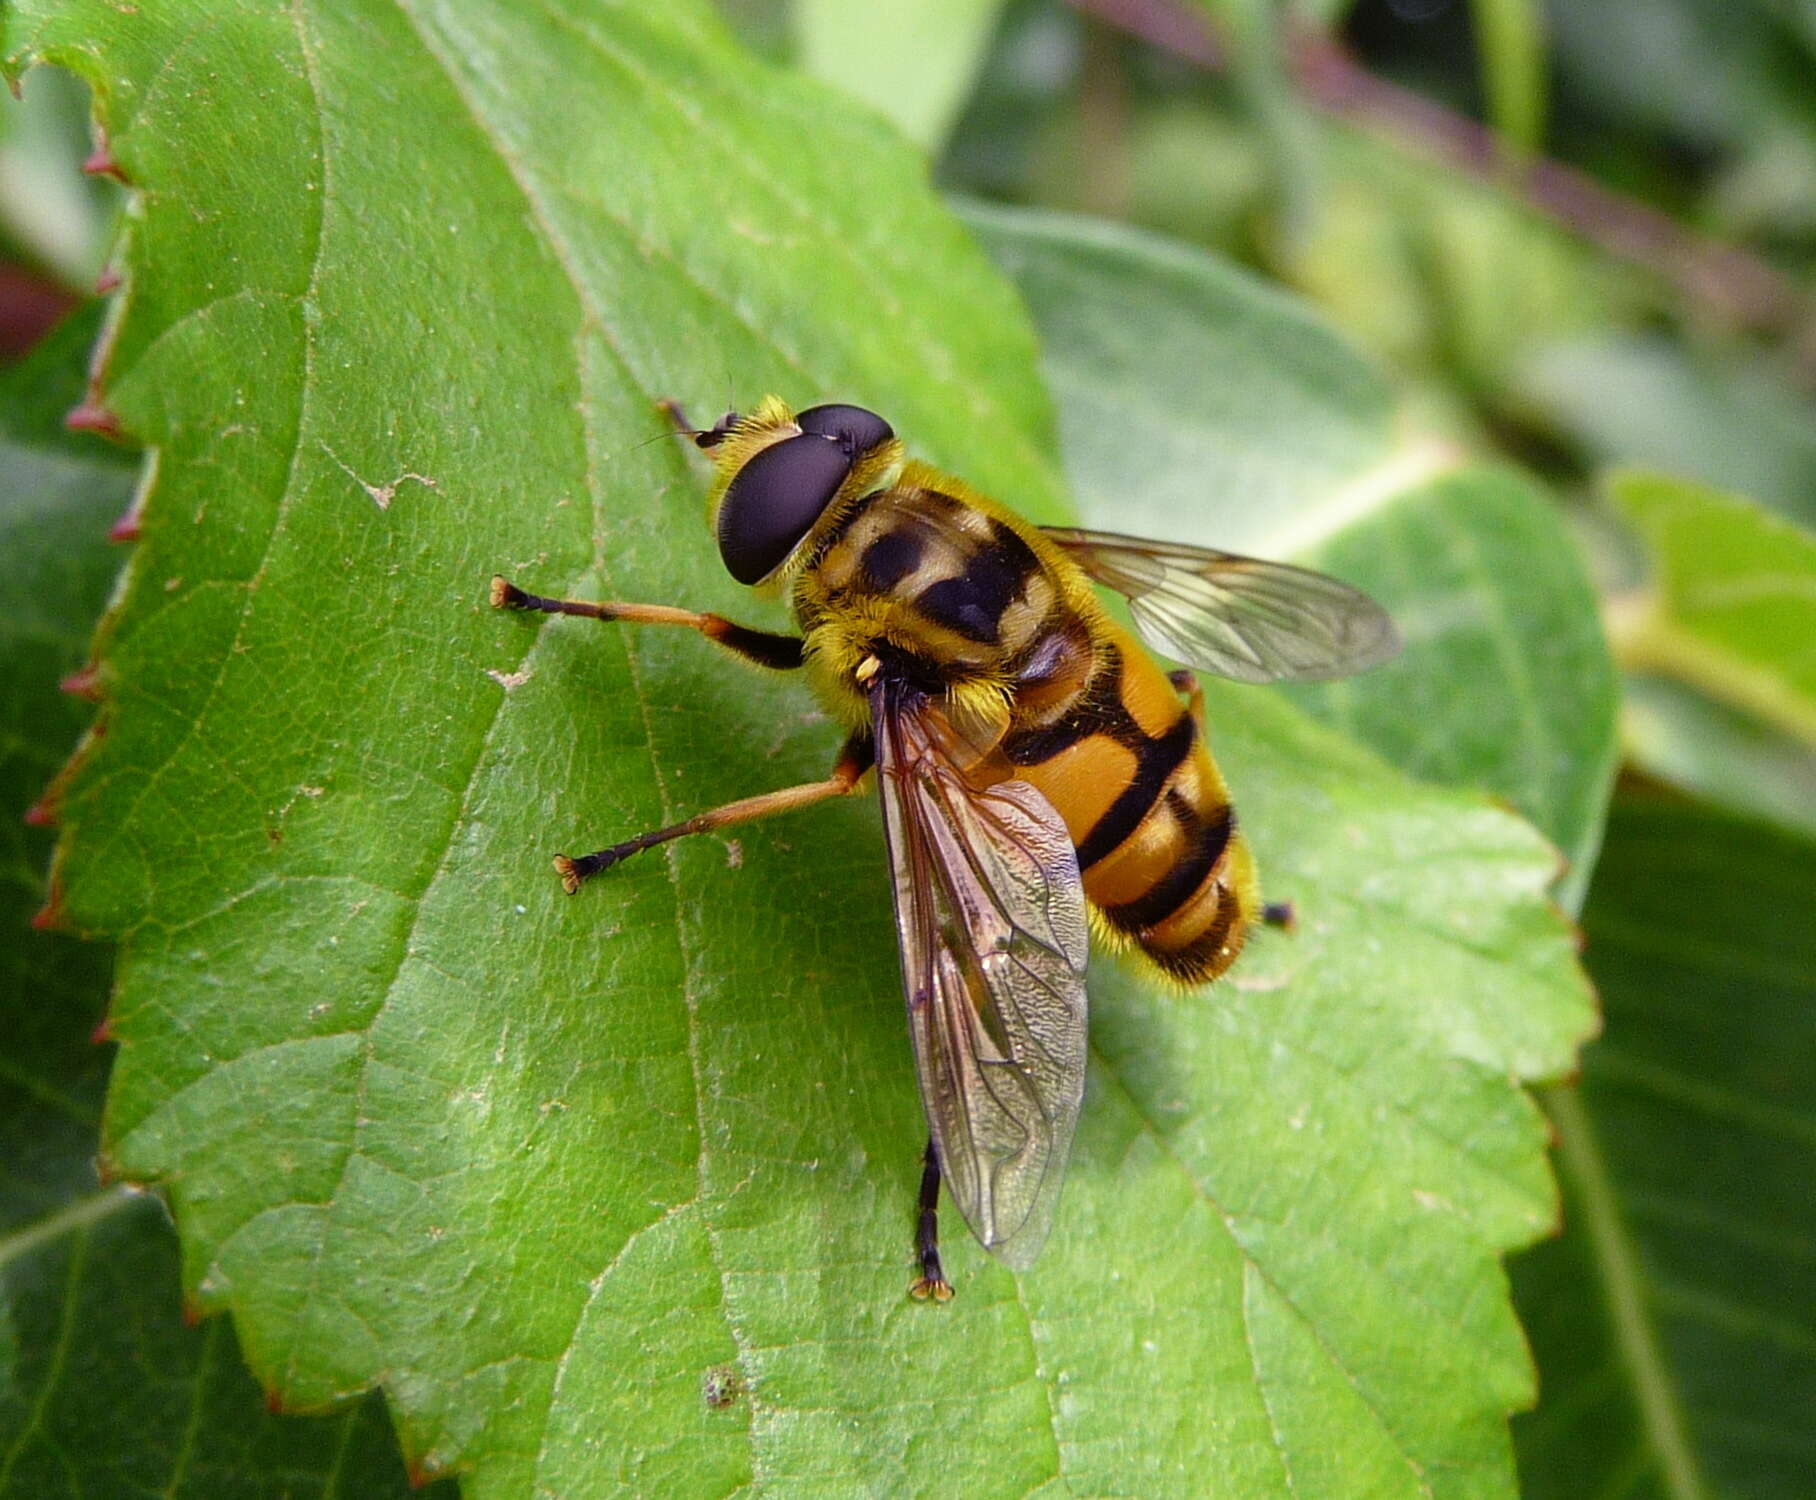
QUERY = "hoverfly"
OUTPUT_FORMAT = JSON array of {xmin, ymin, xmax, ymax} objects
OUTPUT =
[{"xmin": 492, "ymin": 396, "xmax": 1397, "ymax": 1298}]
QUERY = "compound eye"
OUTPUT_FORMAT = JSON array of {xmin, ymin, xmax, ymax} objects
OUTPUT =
[
  {"xmin": 795, "ymin": 403, "xmax": 894, "ymax": 458},
  {"xmin": 717, "ymin": 433, "xmax": 854, "ymax": 584}
]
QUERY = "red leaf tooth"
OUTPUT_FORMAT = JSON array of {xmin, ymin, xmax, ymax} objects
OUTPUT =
[
  {"xmin": 107, "ymin": 504, "xmax": 143, "ymax": 542},
  {"xmin": 81, "ymin": 144, "xmax": 126, "ymax": 182},
  {"xmin": 95, "ymin": 265, "xmax": 122, "ymax": 294},
  {"xmin": 60, "ymin": 665, "xmax": 103, "ymax": 700},
  {"xmin": 65, "ymin": 401, "xmax": 122, "ymax": 440},
  {"xmin": 90, "ymin": 1014, "xmax": 114, "ymax": 1045},
  {"xmin": 23, "ymin": 795, "xmax": 57, "ymax": 826},
  {"xmin": 31, "ymin": 862, "xmax": 65, "ymax": 929}
]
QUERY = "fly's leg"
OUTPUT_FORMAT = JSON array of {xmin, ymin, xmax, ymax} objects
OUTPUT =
[
  {"xmin": 553, "ymin": 733, "xmax": 874, "ymax": 893},
  {"xmin": 909, "ymin": 1137, "xmax": 953, "ymax": 1303},
  {"xmin": 656, "ymin": 397, "xmax": 739, "ymax": 450},
  {"xmin": 491, "ymin": 575, "xmax": 804, "ymax": 670},
  {"xmin": 1169, "ymin": 669, "xmax": 1296, "ymax": 932},
  {"xmin": 493, "ymin": 572, "xmax": 850, "ymax": 885}
]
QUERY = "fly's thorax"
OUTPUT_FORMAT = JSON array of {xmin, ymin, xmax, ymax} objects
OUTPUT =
[{"xmin": 793, "ymin": 466, "xmax": 1101, "ymax": 704}]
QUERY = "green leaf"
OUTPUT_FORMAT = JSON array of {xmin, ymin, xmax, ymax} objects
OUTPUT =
[
  {"xmin": 1621, "ymin": 673, "xmax": 1816, "ymax": 840},
  {"xmin": 13, "ymin": 4, "xmax": 1595, "ymax": 1494},
  {"xmin": 1284, "ymin": 127, "xmax": 1649, "ymax": 401},
  {"xmin": 965, "ymin": 202, "xmax": 1404, "ymax": 555},
  {"xmin": 1609, "ymin": 469, "xmax": 1816, "ymax": 747},
  {"xmin": 790, "ymin": 0, "xmax": 1010, "ymax": 152},
  {"xmin": 1549, "ymin": 0, "xmax": 1815, "ymax": 153},
  {"xmin": 1513, "ymin": 795, "xmax": 1816, "ymax": 1500},
  {"xmin": 1516, "ymin": 336, "xmax": 1816, "ymax": 530},
  {"xmin": 970, "ymin": 204, "xmax": 1619, "ymax": 897},
  {"xmin": 965, "ymin": 211, "xmax": 1677, "ymax": 1500},
  {"xmin": 1184, "ymin": 0, "xmax": 1323, "ymax": 241},
  {"xmin": 1280, "ymin": 465, "xmax": 1619, "ymax": 906},
  {"xmin": 0, "ymin": 308, "xmax": 437, "ymax": 1499}
]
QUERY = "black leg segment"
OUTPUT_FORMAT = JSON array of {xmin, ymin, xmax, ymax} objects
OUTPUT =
[{"xmin": 909, "ymin": 1137, "xmax": 953, "ymax": 1302}]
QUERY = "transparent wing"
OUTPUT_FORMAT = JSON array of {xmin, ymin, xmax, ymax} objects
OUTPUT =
[
  {"xmin": 871, "ymin": 676, "xmax": 1089, "ymax": 1271},
  {"xmin": 1044, "ymin": 525, "xmax": 1401, "ymax": 683}
]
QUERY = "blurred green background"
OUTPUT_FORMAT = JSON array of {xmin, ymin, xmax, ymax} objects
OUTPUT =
[{"xmin": 3, "ymin": 2, "xmax": 1810, "ymax": 1497}]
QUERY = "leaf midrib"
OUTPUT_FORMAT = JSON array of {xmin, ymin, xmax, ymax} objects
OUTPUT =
[
  {"xmin": 0, "ymin": 1185, "xmax": 140, "ymax": 1276},
  {"xmin": 379, "ymin": 4, "xmax": 787, "ymax": 1488},
  {"xmin": 1544, "ymin": 1088, "xmax": 1712, "ymax": 1500}
]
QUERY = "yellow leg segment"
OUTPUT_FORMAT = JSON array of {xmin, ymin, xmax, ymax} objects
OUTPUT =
[{"xmin": 554, "ymin": 735, "xmax": 873, "ymax": 892}]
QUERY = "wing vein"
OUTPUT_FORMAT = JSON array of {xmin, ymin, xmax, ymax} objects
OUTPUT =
[
  {"xmin": 871, "ymin": 675, "xmax": 1089, "ymax": 1268},
  {"xmin": 1044, "ymin": 525, "xmax": 1400, "ymax": 683}
]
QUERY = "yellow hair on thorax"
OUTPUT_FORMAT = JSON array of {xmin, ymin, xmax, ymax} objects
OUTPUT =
[{"xmin": 794, "ymin": 582, "xmax": 1017, "ymax": 740}]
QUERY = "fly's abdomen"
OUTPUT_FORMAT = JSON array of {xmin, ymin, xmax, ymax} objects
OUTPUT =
[
  {"xmin": 1091, "ymin": 741, "xmax": 1258, "ymax": 985},
  {"xmin": 1005, "ymin": 620, "xmax": 1258, "ymax": 986}
]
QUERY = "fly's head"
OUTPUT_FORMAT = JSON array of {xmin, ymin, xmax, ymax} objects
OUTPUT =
[{"xmin": 701, "ymin": 397, "xmax": 902, "ymax": 587}]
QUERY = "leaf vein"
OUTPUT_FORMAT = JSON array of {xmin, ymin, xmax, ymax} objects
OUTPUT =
[
  {"xmin": 365, "ymin": 16, "xmax": 767, "ymax": 1466},
  {"xmin": 1240, "ymin": 1259, "xmax": 1299, "ymax": 1497},
  {"xmin": 1090, "ymin": 1042, "xmax": 1436, "ymax": 1496}
]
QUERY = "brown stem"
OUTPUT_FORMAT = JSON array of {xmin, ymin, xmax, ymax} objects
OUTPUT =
[{"xmin": 1069, "ymin": 0, "xmax": 1221, "ymax": 67}]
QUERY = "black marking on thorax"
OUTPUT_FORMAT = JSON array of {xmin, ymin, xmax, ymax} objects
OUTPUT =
[
  {"xmin": 806, "ymin": 487, "xmax": 887, "ymax": 571},
  {"xmin": 860, "ymin": 527, "xmax": 925, "ymax": 591},
  {"xmin": 909, "ymin": 513, "xmax": 1039, "ymax": 645}
]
